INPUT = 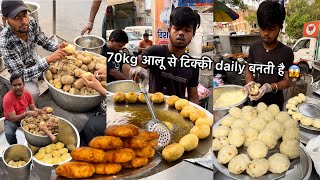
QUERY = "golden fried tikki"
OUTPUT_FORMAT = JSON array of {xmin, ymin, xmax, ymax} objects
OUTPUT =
[
  {"xmin": 166, "ymin": 95, "xmax": 180, "ymax": 107},
  {"xmin": 125, "ymin": 92, "xmax": 138, "ymax": 103},
  {"xmin": 180, "ymin": 105, "xmax": 196, "ymax": 118},
  {"xmin": 123, "ymin": 136, "xmax": 149, "ymax": 149},
  {"xmin": 162, "ymin": 143, "xmax": 184, "ymax": 162},
  {"xmin": 94, "ymin": 163, "xmax": 122, "ymax": 175},
  {"xmin": 151, "ymin": 92, "xmax": 165, "ymax": 103},
  {"xmin": 71, "ymin": 147, "xmax": 105, "ymax": 163},
  {"xmin": 56, "ymin": 162, "xmax": 95, "ymax": 179},
  {"xmin": 121, "ymin": 157, "xmax": 148, "ymax": 169},
  {"xmin": 113, "ymin": 92, "xmax": 126, "ymax": 103},
  {"xmin": 175, "ymin": 99, "xmax": 189, "ymax": 111},
  {"xmin": 137, "ymin": 130, "xmax": 159, "ymax": 141},
  {"xmin": 89, "ymin": 136, "xmax": 123, "ymax": 150},
  {"xmin": 134, "ymin": 145, "xmax": 155, "ymax": 158},
  {"xmin": 105, "ymin": 124, "xmax": 139, "ymax": 137},
  {"xmin": 138, "ymin": 93, "xmax": 150, "ymax": 103},
  {"xmin": 149, "ymin": 139, "xmax": 158, "ymax": 147},
  {"xmin": 190, "ymin": 109, "xmax": 207, "ymax": 122},
  {"xmin": 104, "ymin": 148, "xmax": 136, "ymax": 163}
]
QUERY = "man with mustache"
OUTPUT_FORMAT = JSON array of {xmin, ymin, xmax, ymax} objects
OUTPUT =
[
  {"xmin": 123, "ymin": 7, "xmax": 201, "ymax": 104},
  {"xmin": 3, "ymin": 73, "xmax": 47, "ymax": 145},
  {"xmin": 0, "ymin": 0, "xmax": 68, "ymax": 104},
  {"xmin": 243, "ymin": 0, "xmax": 293, "ymax": 108}
]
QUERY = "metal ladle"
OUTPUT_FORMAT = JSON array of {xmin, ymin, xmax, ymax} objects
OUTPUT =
[{"xmin": 138, "ymin": 80, "xmax": 171, "ymax": 150}]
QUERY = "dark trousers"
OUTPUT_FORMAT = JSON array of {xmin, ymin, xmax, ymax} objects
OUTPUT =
[
  {"xmin": 4, "ymin": 120, "xmax": 20, "ymax": 145},
  {"xmin": 80, "ymin": 115, "xmax": 106, "ymax": 147}
]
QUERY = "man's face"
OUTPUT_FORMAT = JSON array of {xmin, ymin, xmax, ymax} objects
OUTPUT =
[
  {"xmin": 11, "ymin": 78, "xmax": 24, "ymax": 97},
  {"xmin": 169, "ymin": 25, "xmax": 194, "ymax": 49},
  {"xmin": 143, "ymin": 36, "xmax": 149, "ymax": 41},
  {"xmin": 6, "ymin": 10, "xmax": 30, "ymax": 33},
  {"xmin": 109, "ymin": 40, "xmax": 126, "ymax": 52},
  {"xmin": 259, "ymin": 24, "xmax": 280, "ymax": 44}
]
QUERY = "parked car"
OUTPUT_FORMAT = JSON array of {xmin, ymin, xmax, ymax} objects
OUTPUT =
[
  {"xmin": 106, "ymin": 30, "xmax": 142, "ymax": 55},
  {"xmin": 124, "ymin": 26, "xmax": 153, "ymax": 42}
]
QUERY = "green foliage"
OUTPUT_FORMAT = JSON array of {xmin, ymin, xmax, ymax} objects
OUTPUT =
[{"xmin": 244, "ymin": 11, "xmax": 257, "ymax": 25}]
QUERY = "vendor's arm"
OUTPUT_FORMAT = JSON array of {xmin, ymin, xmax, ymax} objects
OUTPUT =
[
  {"xmin": 81, "ymin": 75, "xmax": 106, "ymax": 96},
  {"xmin": 122, "ymin": 55, "xmax": 147, "ymax": 77},
  {"xmin": 270, "ymin": 71, "xmax": 291, "ymax": 90},
  {"xmin": 39, "ymin": 124, "xmax": 56, "ymax": 142},
  {"xmin": 28, "ymin": 104, "xmax": 46, "ymax": 114},
  {"xmin": 187, "ymin": 87, "xmax": 199, "ymax": 104},
  {"xmin": 109, "ymin": 68, "xmax": 130, "ymax": 80},
  {"xmin": 6, "ymin": 111, "xmax": 38, "ymax": 122},
  {"xmin": 81, "ymin": 0, "xmax": 102, "ymax": 35}
]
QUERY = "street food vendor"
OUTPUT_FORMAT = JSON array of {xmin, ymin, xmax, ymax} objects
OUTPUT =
[
  {"xmin": 122, "ymin": 7, "xmax": 201, "ymax": 104},
  {"xmin": 0, "ymin": 0, "xmax": 68, "ymax": 104},
  {"xmin": 3, "ymin": 73, "xmax": 47, "ymax": 145},
  {"xmin": 243, "ymin": 0, "xmax": 293, "ymax": 108}
]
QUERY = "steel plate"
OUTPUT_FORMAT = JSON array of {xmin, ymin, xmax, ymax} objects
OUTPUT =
[
  {"xmin": 106, "ymin": 94, "xmax": 213, "ymax": 177},
  {"xmin": 212, "ymin": 115, "xmax": 299, "ymax": 180}
]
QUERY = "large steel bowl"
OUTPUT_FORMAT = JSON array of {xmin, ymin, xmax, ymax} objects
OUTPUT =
[
  {"xmin": 20, "ymin": 120, "xmax": 58, "ymax": 148},
  {"xmin": 213, "ymin": 85, "xmax": 248, "ymax": 121},
  {"xmin": 106, "ymin": 80, "xmax": 141, "ymax": 95},
  {"xmin": 43, "ymin": 51, "xmax": 105, "ymax": 112},
  {"xmin": 73, "ymin": 35, "xmax": 106, "ymax": 54}
]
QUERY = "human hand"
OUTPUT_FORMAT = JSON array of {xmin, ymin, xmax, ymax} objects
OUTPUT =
[
  {"xmin": 81, "ymin": 23, "xmax": 93, "ymax": 36},
  {"xmin": 81, "ymin": 73, "xmax": 103, "ymax": 91},
  {"xmin": 26, "ymin": 111, "xmax": 39, "ymax": 117},
  {"xmin": 249, "ymin": 83, "xmax": 272, "ymax": 101},
  {"xmin": 94, "ymin": 69, "xmax": 106, "ymax": 79},
  {"xmin": 38, "ymin": 122, "xmax": 49, "ymax": 132},
  {"xmin": 47, "ymin": 49, "xmax": 68, "ymax": 63},
  {"xmin": 243, "ymin": 81, "xmax": 255, "ymax": 94},
  {"xmin": 58, "ymin": 42, "xmax": 68, "ymax": 49},
  {"xmin": 129, "ymin": 66, "xmax": 149, "ymax": 83}
]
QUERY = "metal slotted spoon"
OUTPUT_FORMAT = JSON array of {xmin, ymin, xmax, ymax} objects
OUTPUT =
[{"xmin": 138, "ymin": 80, "xmax": 171, "ymax": 150}]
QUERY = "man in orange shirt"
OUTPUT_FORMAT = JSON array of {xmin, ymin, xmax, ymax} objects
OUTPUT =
[{"xmin": 138, "ymin": 33, "xmax": 153, "ymax": 54}]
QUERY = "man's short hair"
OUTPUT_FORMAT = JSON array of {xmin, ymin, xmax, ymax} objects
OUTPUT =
[
  {"xmin": 143, "ymin": 33, "xmax": 149, "ymax": 37},
  {"xmin": 109, "ymin": 29, "xmax": 129, "ymax": 44},
  {"xmin": 10, "ymin": 72, "xmax": 24, "ymax": 84},
  {"xmin": 170, "ymin": 7, "xmax": 200, "ymax": 34},
  {"xmin": 257, "ymin": 0, "xmax": 286, "ymax": 29}
]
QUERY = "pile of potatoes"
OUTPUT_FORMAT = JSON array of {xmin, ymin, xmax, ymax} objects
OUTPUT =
[
  {"xmin": 21, "ymin": 114, "xmax": 59, "ymax": 136},
  {"xmin": 45, "ymin": 44, "xmax": 106, "ymax": 96},
  {"xmin": 34, "ymin": 142, "xmax": 71, "ymax": 164},
  {"xmin": 7, "ymin": 160, "xmax": 27, "ymax": 167}
]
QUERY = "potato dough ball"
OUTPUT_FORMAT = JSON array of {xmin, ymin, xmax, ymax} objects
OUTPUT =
[
  {"xmin": 125, "ymin": 92, "xmax": 138, "ymax": 103},
  {"xmin": 190, "ymin": 124, "xmax": 210, "ymax": 139},
  {"xmin": 293, "ymin": 96, "xmax": 302, "ymax": 103},
  {"xmin": 286, "ymin": 103, "xmax": 296, "ymax": 110},
  {"xmin": 231, "ymin": 119, "xmax": 248, "ymax": 130},
  {"xmin": 288, "ymin": 98, "xmax": 298, "ymax": 106},
  {"xmin": 228, "ymin": 128, "xmax": 245, "ymax": 148},
  {"xmin": 212, "ymin": 137, "xmax": 229, "ymax": 151},
  {"xmin": 249, "ymin": 118, "xmax": 267, "ymax": 132},
  {"xmin": 162, "ymin": 143, "xmax": 184, "ymax": 162},
  {"xmin": 221, "ymin": 116, "xmax": 236, "ymax": 127},
  {"xmin": 180, "ymin": 105, "xmax": 196, "ymax": 118},
  {"xmin": 179, "ymin": 134, "xmax": 199, "ymax": 151},
  {"xmin": 242, "ymin": 111, "xmax": 256, "ymax": 122},
  {"xmin": 267, "ymin": 104, "xmax": 280, "ymax": 116},
  {"xmin": 282, "ymin": 127, "xmax": 299, "ymax": 141},
  {"xmin": 268, "ymin": 153, "xmax": 290, "ymax": 173},
  {"xmin": 312, "ymin": 119, "xmax": 320, "ymax": 128},
  {"xmin": 242, "ymin": 106, "xmax": 254, "ymax": 112},
  {"xmin": 217, "ymin": 145, "xmax": 238, "ymax": 164},
  {"xmin": 288, "ymin": 109, "xmax": 297, "ymax": 115},
  {"xmin": 166, "ymin": 95, "xmax": 180, "ymax": 107},
  {"xmin": 292, "ymin": 112, "xmax": 303, "ymax": 121},
  {"xmin": 256, "ymin": 102, "xmax": 268, "ymax": 113},
  {"xmin": 213, "ymin": 126, "xmax": 231, "ymax": 138},
  {"xmin": 280, "ymin": 139, "xmax": 300, "ymax": 159},
  {"xmin": 301, "ymin": 116, "xmax": 314, "ymax": 126},
  {"xmin": 258, "ymin": 111, "xmax": 274, "ymax": 123},
  {"xmin": 56, "ymin": 142, "xmax": 64, "ymax": 150},
  {"xmin": 229, "ymin": 107, "xmax": 242, "ymax": 119},
  {"xmin": 284, "ymin": 119, "xmax": 298, "ymax": 129},
  {"xmin": 258, "ymin": 129, "xmax": 278, "ymax": 149},
  {"xmin": 195, "ymin": 116, "xmax": 213, "ymax": 127},
  {"xmin": 247, "ymin": 140, "xmax": 268, "ymax": 159},
  {"xmin": 228, "ymin": 154, "xmax": 250, "ymax": 174},
  {"xmin": 243, "ymin": 127, "xmax": 259, "ymax": 147},
  {"xmin": 265, "ymin": 121, "xmax": 284, "ymax": 139},
  {"xmin": 275, "ymin": 112, "xmax": 291, "ymax": 123},
  {"xmin": 246, "ymin": 158, "xmax": 269, "ymax": 177},
  {"xmin": 175, "ymin": 99, "xmax": 189, "ymax": 110},
  {"xmin": 298, "ymin": 93, "xmax": 306, "ymax": 102},
  {"xmin": 151, "ymin": 92, "xmax": 164, "ymax": 103},
  {"xmin": 138, "ymin": 93, "xmax": 150, "ymax": 103},
  {"xmin": 190, "ymin": 109, "xmax": 207, "ymax": 122},
  {"xmin": 113, "ymin": 92, "xmax": 126, "ymax": 103}
]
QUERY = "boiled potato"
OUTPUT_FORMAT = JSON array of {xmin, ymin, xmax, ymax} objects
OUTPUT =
[
  {"xmin": 45, "ymin": 70, "xmax": 53, "ymax": 80},
  {"xmin": 73, "ymin": 79, "xmax": 85, "ymax": 89}
]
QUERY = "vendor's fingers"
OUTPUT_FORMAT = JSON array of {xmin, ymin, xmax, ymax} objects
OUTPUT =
[{"xmin": 81, "ymin": 76, "xmax": 90, "ymax": 86}]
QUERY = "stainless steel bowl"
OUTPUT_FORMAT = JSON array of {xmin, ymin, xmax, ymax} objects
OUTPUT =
[
  {"xmin": 73, "ymin": 35, "xmax": 106, "ymax": 54},
  {"xmin": 106, "ymin": 80, "xmax": 141, "ymax": 95},
  {"xmin": 213, "ymin": 85, "xmax": 248, "ymax": 121},
  {"xmin": 20, "ymin": 120, "xmax": 58, "ymax": 148},
  {"xmin": 43, "ymin": 51, "xmax": 105, "ymax": 112}
]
